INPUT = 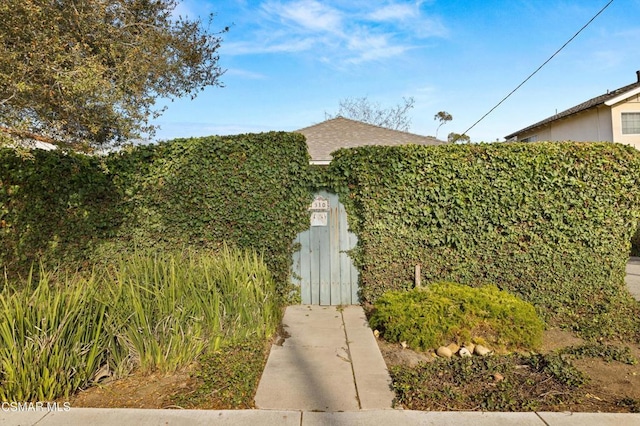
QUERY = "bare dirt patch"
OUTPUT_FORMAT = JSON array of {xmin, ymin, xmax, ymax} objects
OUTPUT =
[
  {"xmin": 70, "ymin": 372, "xmax": 196, "ymax": 409},
  {"xmin": 70, "ymin": 339, "xmax": 271, "ymax": 410},
  {"xmin": 377, "ymin": 328, "xmax": 640, "ymax": 412}
]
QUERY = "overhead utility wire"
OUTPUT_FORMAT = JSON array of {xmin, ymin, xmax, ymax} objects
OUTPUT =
[{"xmin": 459, "ymin": 0, "xmax": 614, "ymax": 141}]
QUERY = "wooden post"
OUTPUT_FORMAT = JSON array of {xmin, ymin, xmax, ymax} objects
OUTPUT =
[{"xmin": 415, "ymin": 264, "xmax": 422, "ymax": 288}]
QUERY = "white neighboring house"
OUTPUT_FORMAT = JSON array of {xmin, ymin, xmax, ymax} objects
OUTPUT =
[{"xmin": 505, "ymin": 71, "xmax": 640, "ymax": 150}]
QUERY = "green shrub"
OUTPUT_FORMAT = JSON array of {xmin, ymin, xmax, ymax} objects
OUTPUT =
[
  {"xmin": 0, "ymin": 148, "xmax": 122, "ymax": 281},
  {"xmin": 329, "ymin": 142, "xmax": 640, "ymax": 338},
  {"xmin": 105, "ymin": 133, "xmax": 312, "ymax": 293},
  {"xmin": 369, "ymin": 282, "xmax": 544, "ymax": 351}
]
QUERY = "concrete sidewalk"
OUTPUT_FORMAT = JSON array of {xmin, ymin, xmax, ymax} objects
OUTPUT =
[
  {"xmin": 3, "ymin": 405, "xmax": 640, "ymax": 425},
  {"xmin": 254, "ymin": 305, "xmax": 394, "ymax": 411}
]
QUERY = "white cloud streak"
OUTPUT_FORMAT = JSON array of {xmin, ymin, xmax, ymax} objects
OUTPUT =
[{"xmin": 226, "ymin": 0, "xmax": 447, "ymax": 65}]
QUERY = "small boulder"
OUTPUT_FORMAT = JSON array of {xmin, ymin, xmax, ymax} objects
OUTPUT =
[
  {"xmin": 464, "ymin": 343, "xmax": 475, "ymax": 354},
  {"xmin": 436, "ymin": 346, "xmax": 453, "ymax": 358},
  {"xmin": 458, "ymin": 347, "xmax": 472, "ymax": 358},
  {"xmin": 474, "ymin": 344, "xmax": 491, "ymax": 356},
  {"xmin": 447, "ymin": 343, "xmax": 460, "ymax": 353}
]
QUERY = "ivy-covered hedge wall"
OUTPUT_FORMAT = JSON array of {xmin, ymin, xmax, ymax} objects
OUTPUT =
[
  {"xmin": 0, "ymin": 132, "xmax": 312, "ymax": 291},
  {"xmin": 106, "ymin": 132, "xmax": 312, "ymax": 287},
  {"xmin": 0, "ymin": 149, "xmax": 122, "ymax": 277},
  {"xmin": 328, "ymin": 142, "xmax": 640, "ymax": 337}
]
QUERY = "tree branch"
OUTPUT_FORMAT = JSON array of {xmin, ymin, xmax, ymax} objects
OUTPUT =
[{"xmin": 0, "ymin": 126, "xmax": 92, "ymax": 152}]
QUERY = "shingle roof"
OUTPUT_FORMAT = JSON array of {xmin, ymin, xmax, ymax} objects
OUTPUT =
[
  {"xmin": 505, "ymin": 77, "xmax": 640, "ymax": 140},
  {"xmin": 295, "ymin": 117, "xmax": 444, "ymax": 162}
]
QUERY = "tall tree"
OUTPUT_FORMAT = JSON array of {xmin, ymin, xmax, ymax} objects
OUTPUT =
[
  {"xmin": 433, "ymin": 111, "xmax": 452, "ymax": 139},
  {"xmin": 0, "ymin": 0, "xmax": 227, "ymax": 151},
  {"xmin": 326, "ymin": 96, "xmax": 415, "ymax": 132}
]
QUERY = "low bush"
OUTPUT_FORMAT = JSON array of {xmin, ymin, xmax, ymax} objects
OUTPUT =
[
  {"xmin": 0, "ymin": 246, "xmax": 280, "ymax": 401},
  {"xmin": 369, "ymin": 282, "xmax": 544, "ymax": 351}
]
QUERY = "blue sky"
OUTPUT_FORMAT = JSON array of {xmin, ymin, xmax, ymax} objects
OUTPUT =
[{"xmin": 152, "ymin": 0, "xmax": 640, "ymax": 142}]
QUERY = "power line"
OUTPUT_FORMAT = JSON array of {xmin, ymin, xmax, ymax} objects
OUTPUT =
[{"xmin": 458, "ymin": 0, "xmax": 614, "ymax": 141}]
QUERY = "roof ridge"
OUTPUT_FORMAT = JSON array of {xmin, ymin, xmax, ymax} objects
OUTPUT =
[
  {"xmin": 505, "ymin": 78, "xmax": 640, "ymax": 139},
  {"xmin": 296, "ymin": 116, "xmax": 439, "ymax": 140}
]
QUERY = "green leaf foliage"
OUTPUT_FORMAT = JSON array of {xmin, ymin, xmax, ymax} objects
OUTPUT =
[
  {"xmin": 0, "ymin": 0, "xmax": 226, "ymax": 149},
  {"xmin": 328, "ymin": 142, "xmax": 640, "ymax": 338},
  {"xmin": 0, "ymin": 247, "xmax": 280, "ymax": 401},
  {"xmin": 1, "ymin": 132, "xmax": 312, "ymax": 296},
  {"xmin": 0, "ymin": 148, "xmax": 122, "ymax": 279},
  {"xmin": 369, "ymin": 282, "xmax": 544, "ymax": 351}
]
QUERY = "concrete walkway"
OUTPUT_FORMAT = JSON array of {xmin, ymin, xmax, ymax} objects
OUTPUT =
[{"xmin": 254, "ymin": 305, "xmax": 394, "ymax": 411}]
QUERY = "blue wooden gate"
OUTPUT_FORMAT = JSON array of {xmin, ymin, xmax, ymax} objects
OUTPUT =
[{"xmin": 292, "ymin": 191, "xmax": 359, "ymax": 305}]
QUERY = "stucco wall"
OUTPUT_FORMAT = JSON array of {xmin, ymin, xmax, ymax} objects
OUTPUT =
[
  {"xmin": 611, "ymin": 93, "xmax": 640, "ymax": 150},
  {"xmin": 518, "ymin": 107, "xmax": 613, "ymax": 143}
]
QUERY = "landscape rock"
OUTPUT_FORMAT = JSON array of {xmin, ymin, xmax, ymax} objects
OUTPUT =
[
  {"xmin": 458, "ymin": 347, "xmax": 472, "ymax": 358},
  {"xmin": 436, "ymin": 346, "xmax": 453, "ymax": 358},
  {"xmin": 464, "ymin": 343, "xmax": 475, "ymax": 354},
  {"xmin": 447, "ymin": 343, "xmax": 460, "ymax": 353},
  {"xmin": 474, "ymin": 344, "xmax": 491, "ymax": 356}
]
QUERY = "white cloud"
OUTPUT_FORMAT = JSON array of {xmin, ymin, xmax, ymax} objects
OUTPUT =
[
  {"xmin": 367, "ymin": 3, "xmax": 416, "ymax": 21},
  {"xmin": 344, "ymin": 28, "xmax": 411, "ymax": 63},
  {"xmin": 264, "ymin": 0, "xmax": 343, "ymax": 33},
  {"xmin": 227, "ymin": 0, "xmax": 447, "ymax": 65},
  {"xmin": 225, "ymin": 37, "xmax": 316, "ymax": 54},
  {"xmin": 225, "ymin": 68, "xmax": 268, "ymax": 80}
]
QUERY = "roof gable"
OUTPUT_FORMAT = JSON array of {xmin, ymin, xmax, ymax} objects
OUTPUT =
[
  {"xmin": 296, "ymin": 117, "xmax": 444, "ymax": 163},
  {"xmin": 505, "ymin": 76, "xmax": 640, "ymax": 140}
]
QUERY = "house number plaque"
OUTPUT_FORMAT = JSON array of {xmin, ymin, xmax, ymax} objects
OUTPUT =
[{"xmin": 309, "ymin": 196, "xmax": 329, "ymax": 226}]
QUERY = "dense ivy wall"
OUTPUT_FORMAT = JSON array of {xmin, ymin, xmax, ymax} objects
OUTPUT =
[
  {"xmin": 0, "ymin": 149, "xmax": 122, "ymax": 277},
  {"xmin": 0, "ymin": 132, "xmax": 312, "ymax": 290},
  {"xmin": 328, "ymin": 142, "xmax": 640, "ymax": 336},
  {"xmin": 106, "ymin": 132, "xmax": 312, "ymax": 287}
]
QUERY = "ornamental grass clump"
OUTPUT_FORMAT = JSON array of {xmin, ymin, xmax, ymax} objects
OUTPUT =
[
  {"xmin": 369, "ymin": 282, "xmax": 544, "ymax": 352},
  {"xmin": 0, "ymin": 246, "xmax": 281, "ymax": 401},
  {"xmin": 0, "ymin": 268, "xmax": 108, "ymax": 401},
  {"xmin": 103, "ymin": 246, "xmax": 281, "ymax": 373}
]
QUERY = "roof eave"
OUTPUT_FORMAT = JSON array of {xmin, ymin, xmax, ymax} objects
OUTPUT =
[{"xmin": 604, "ymin": 86, "xmax": 640, "ymax": 106}]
